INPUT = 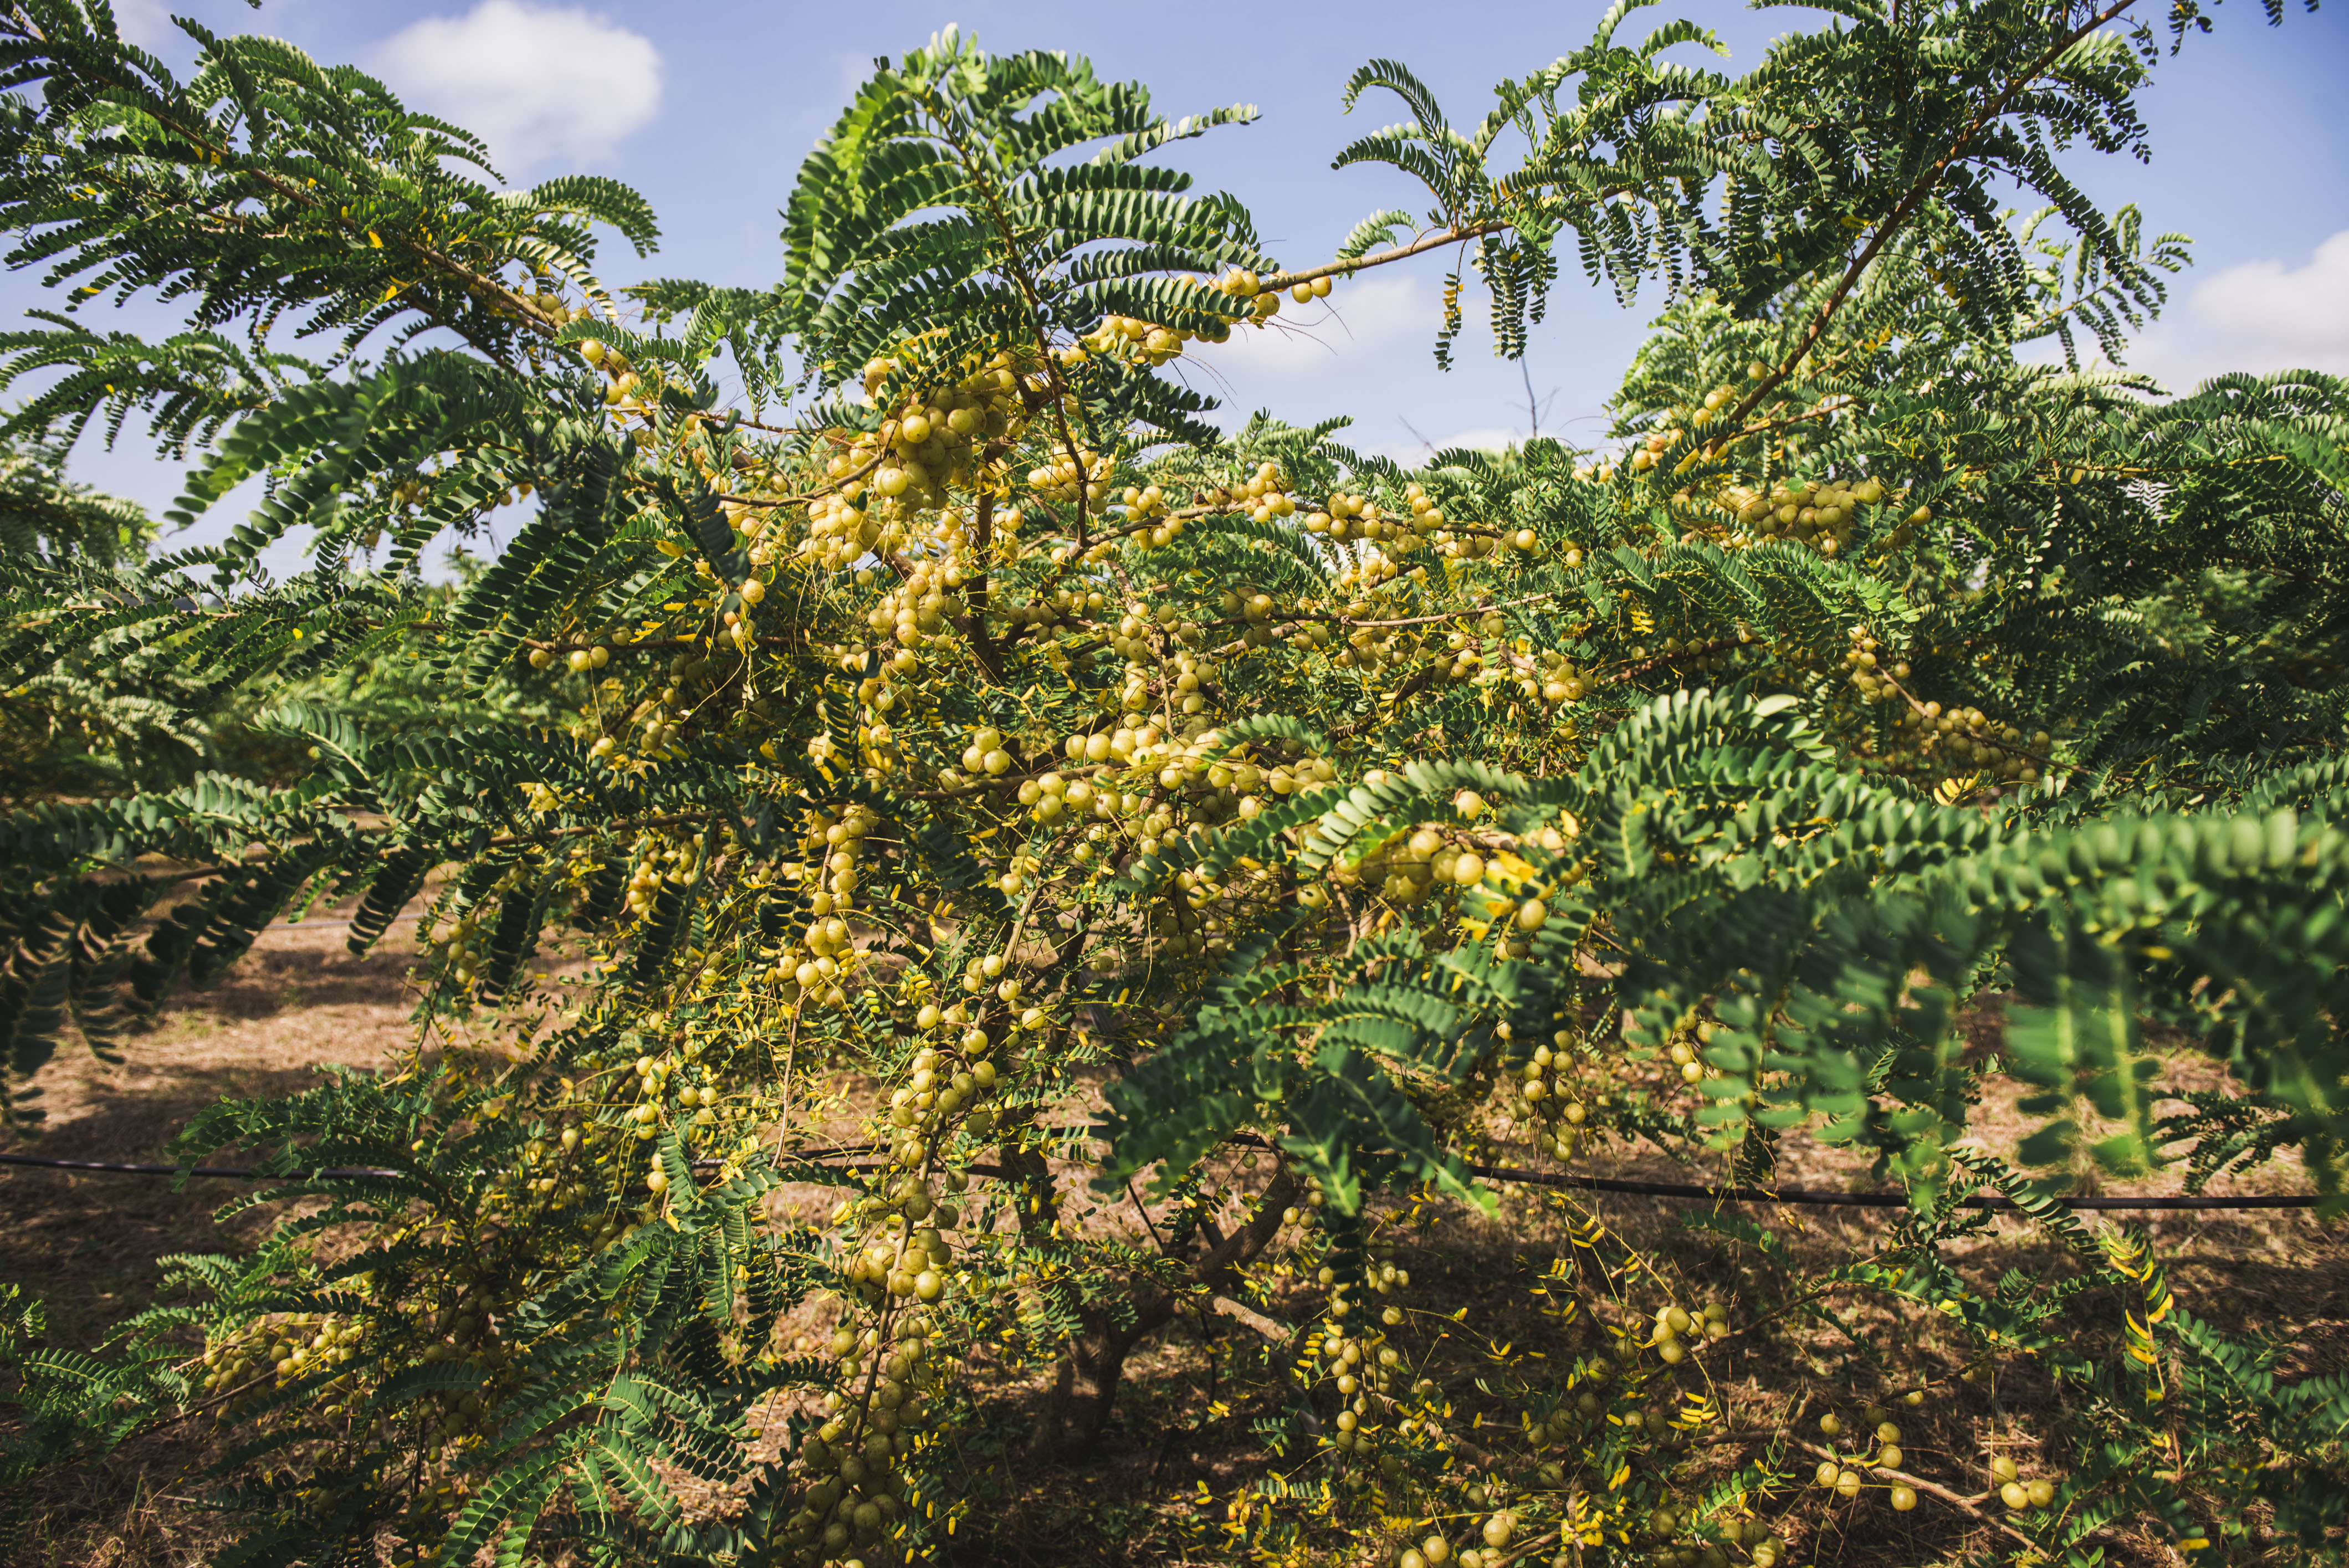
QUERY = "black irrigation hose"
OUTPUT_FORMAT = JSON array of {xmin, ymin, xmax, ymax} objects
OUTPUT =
[
  {"xmin": 0, "ymin": 1152, "xmax": 403, "ymax": 1180},
  {"xmin": 0, "ymin": 1149, "xmax": 2321, "ymax": 1210},
  {"xmin": 1462, "ymin": 1164, "xmax": 2323, "ymax": 1211}
]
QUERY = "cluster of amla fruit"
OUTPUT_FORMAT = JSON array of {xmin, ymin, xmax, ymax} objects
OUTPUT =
[
  {"xmin": 506, "ymin": 1106, "xmax": 611, "ymax": 1198},
  {"xmin": 1339, "ymin": 791, "xmax": 1567, "ymax": 929},
  {"xmin": 1495, "ymin": 1026, "xmax": 1591, "ymax": 1157},
  {"xmin": 1621, "ymin": 421, "xmax": 1690, "ymax": 476},
  {"xmin": 533, "ymin": 639, "xmax": 611, "ymax": 674},
  {"xmin": 877, "ymin": 1014, "xmax": 1005, "ymax": 1165},
  {"xmin": 1717, "ymin": 474, "xmax": 1918, "ymax": 557},
  {"xmin": 1987, "ymin": 1453, "xmax": 2063, "ymax": 1513},
  {"xmin": 1027, "ymin": 443, "xmax": 1117, "ymax": 508},
  {"xmin": 836, "ymin": 1168, "xmax": 973, "ymax": 1300},
  {"xmin": 1210, "ymin": 265, "xmax": 1333, "ymax": 317},
  {"xmin": 621, "ymin": 829, "xmax": 707, "ymax": 920},
  {"xmin": 1101, "ymin": 597, "xmax": 1206, "ymax": 662},
  {"xmin": 1068, "ymin": 268, "xmax": 1328, "ymax": 366},
  {"xmin": 1434, "ymin": 612, "xmax": 1567, "ymax": 692},
  {"xmin": 1392, "ymin": 1508, "xmax": 1539, "ymax": 1568},
  {"xmin": 513, "ymin": 278, "xmax": 588, "ymax": 326},
  {"xmin": 780, "ymin": 1310, "xmax": 945, "ymax": 1564},
  {"xmin": 1839, "ymin": 626, "xmax": 2046, "ymax": 787},
  {"xmin": 1179, "ymin": 461, "xmax": 1298, "ymax": 537},
  {"xmin": 421, "ymin": 908, "xmax": 493, "ymax": 990},
  {"xmin": 631, "ymin": 1051, "xmax": 758, "ymax": 1193},
  {"xmin": 787, "ymin": 356, "xmax": 1038, "ymax": 573},
  {"xmin": 202, "ymin": 1311, "xmax": 365, "ymax": 1400},
  {"xmin": 1317, "ymin": 478, "xmax": 1553, "ymax": 563},
  {"xmin": 625, "ymin": 679, "xmax": 708, "ymax": 760},
  {"xmin": 1312, "ymin": 1300, "xmax": 1424, "ymax": 1461},
  {"xmin": 1394, "ymin": 481, "xmax": 1457, "ymax": 542},
  {"xmin": 1074, "ymin": 311, "xmax": 1194, "ymax": 365},
  {"xmin": 1304, "ymin": 488, "xmax": 1405, "ymax": 543},
  {"xmin": 572, "ymin": 336, "xmax": 652, "ymax": 411},
  {"xmin": 1662, "ymin": 1020, "xmax": 1734, "ymax": 1089},
  {"xmin": 999, "ymin": 721, "xmax": 1342, "ymax": 854},
  {"xmin": 1649, "ymin": 1514, "xmax": 1785, "ymax": 1568},
  {"xmin": 864, "ymin": 355, "xmax": 1023, "ymax": 496},
  {"xmin": 1528, "ymin": 648, "xmax": 1590, "ymax": 705},
  {"xmin": 774, "ymin": 803, "xmax": 882, "ymax": 1010},
  {"xmin": 1812, "ymin": 1403, "xmax": 1927, "ymax": 1511},
  {"xmin": 1642, "ymin": 1299, "xmax": 1732, "ymax": 1367},
  {"xmin": 717, "ymin": 496, "xmax": 784, "ymax": 573},
  {"xmin": 838, "ymin": 514, "xmax": 988, "ymax": 708},
  {"xmin": 1839, "ymin": 624, "xmax": 1910, "ymax": 706},
  {"xmin": 1889, "ymin": 695, "xmax": 2048, "ymax": 789}
]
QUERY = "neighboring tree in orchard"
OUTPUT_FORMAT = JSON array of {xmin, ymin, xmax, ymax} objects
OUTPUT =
[
  {"xmin": 1, "ymin": 4, "xmax": 2343, "ymax": 1567},
  {"xmin": 0, "ymin": 430, "xmax": 196, "ymax": 803}
]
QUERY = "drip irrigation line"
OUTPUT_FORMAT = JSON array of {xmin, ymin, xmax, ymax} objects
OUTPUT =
[
  {"xmin": 0, "ymin": 1148, "xmax": 2320, "ymax": 1210},
  {"xmin": 0, "ymin": 1152, "xmax": 401, "ymax": 1180},
  {"xmin": 1460, "ymin": 1164, "xmax": 2322, "ymax": 1211}
]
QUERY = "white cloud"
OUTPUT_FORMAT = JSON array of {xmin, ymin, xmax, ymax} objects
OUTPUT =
[
  {"xmin": 371, "ymin": 1, "xmax": 662, "ymax": 176},
  {"xmin": 1431, "ymin": 426, "xmax": 1522, "ymax": 453},
  {"xmin": 2194, "ymin": 232, "xmax": 2349, "ymax": 349},
  {"xmin": 2109, "ymin": 230, "xmax": 2349, "ymax": 391},
  {"xmin": 1189, "ymin": 275, "xmax": 1427, "ymax": 382}
]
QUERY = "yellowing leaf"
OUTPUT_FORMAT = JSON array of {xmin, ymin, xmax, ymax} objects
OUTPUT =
[{"xmin": 1934, "ymin": 772, "xmax": 1980, "ymax": 805}]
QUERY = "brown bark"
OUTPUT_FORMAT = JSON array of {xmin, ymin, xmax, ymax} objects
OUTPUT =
[{"xmin": 1031, "ymin": 1166, "xmax": 1303, "ymax": 1450}]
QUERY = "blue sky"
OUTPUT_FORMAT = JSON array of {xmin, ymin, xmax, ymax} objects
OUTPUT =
[{"xmin": 21, "ymin": 0, "xmax": 2349, "ymax": 568}]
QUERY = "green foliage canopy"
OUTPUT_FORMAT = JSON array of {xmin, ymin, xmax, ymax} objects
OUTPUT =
[{"xmin": 0, "ymin": 3, "xmax": 2342, "ymax": 1565}]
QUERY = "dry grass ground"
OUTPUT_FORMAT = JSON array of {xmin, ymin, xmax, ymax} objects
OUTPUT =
[
  {"xmin": 3, "ymin": 941, "xmax": 2339, "ymax": 1567},
  {"xmin": 2, "ymin": 908, "xmax": 424, "ymax": 1566},
  {"xmin": 3, "ymin": 916, "xmax": 424, "ymax": 1345}
]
